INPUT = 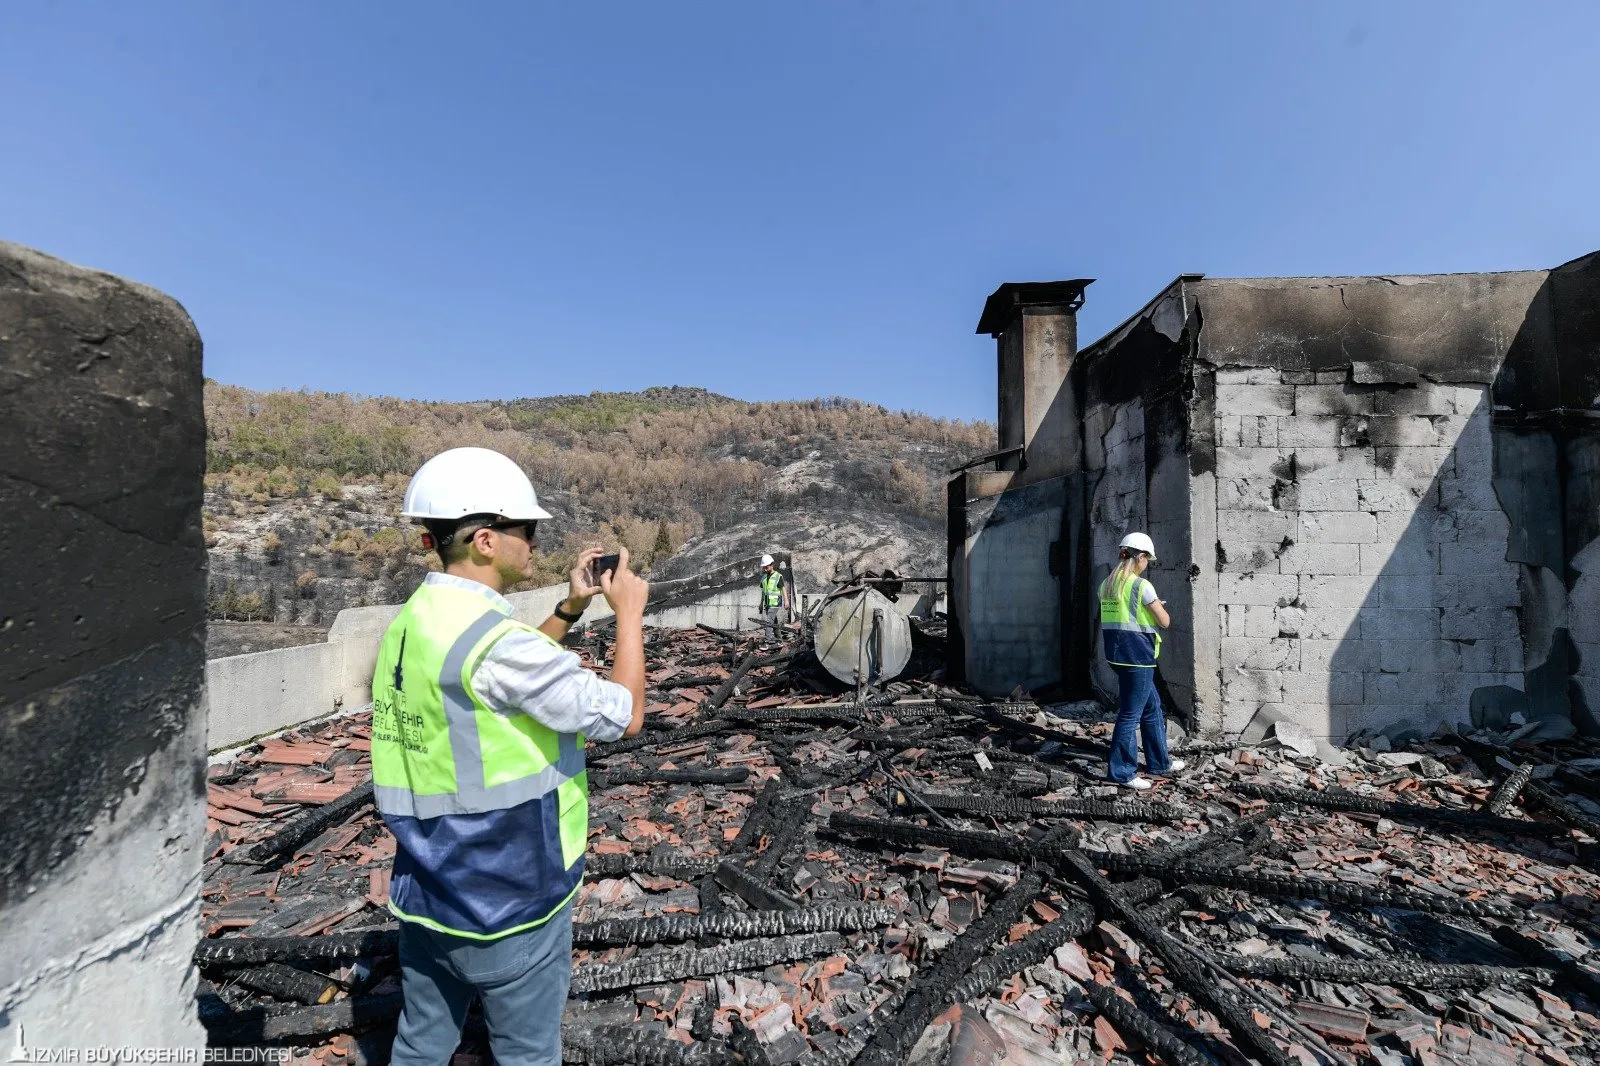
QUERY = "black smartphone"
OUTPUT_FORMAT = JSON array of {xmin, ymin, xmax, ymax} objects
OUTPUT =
[{"xmin": 591, "ymin": 553, "xmax": 622, "ymax": 583}]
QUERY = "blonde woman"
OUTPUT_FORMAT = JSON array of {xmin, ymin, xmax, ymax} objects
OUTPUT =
[{"xmin": 1099, "ymin": 533, "xmax": 1185, "ymax": 789}]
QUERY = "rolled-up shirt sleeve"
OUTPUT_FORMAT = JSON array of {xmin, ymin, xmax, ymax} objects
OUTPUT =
[{"xmin": 471, "ymin": 629, "xmax": 634, "ymax": 742}]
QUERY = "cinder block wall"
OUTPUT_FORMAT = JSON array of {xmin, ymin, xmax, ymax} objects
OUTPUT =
[
  {"xmin": 0, "ymin": 244, "xmax": 208, "ymax": 1048},
  {"xmin": 1209, "ymin": 367, "xmax": 1524, "ymax": 740},
  {"xmin": 962, "ymin": 476, "xmax": 1067, "ymax": 696}
]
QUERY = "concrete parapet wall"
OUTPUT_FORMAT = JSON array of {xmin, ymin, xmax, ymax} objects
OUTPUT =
[
  {"xmin": 207, "ymin": 641, "xmax": 351, "ymax": 749},
  {"xmin": 211, "ymin": 563, "xmax": 782, "ymax": 751},
  {"xmin": 0, "ymin": 243, "xmax": 207, "ymax": 1049}
]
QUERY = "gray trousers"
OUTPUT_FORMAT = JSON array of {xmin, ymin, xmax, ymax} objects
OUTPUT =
[{"xmin": 390, "ymin": 902, "xmax": 573, "ymax": 1066}]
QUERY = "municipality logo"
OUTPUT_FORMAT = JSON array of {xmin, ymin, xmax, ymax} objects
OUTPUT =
[{"xmin": 8, "ymin": 1026, "xmax": 31, "ymax": 1063}]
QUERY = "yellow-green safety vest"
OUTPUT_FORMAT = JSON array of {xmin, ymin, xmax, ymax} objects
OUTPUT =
[
  {"xmin": 761, "ymin": 569, "xmax": 783, "ymax": 609},
  {"xmin": 371, "ymin": 580, "xmax": 588, "ymax": 939},
  {"xmin": 1099, "ymin": 570, "xmax": 1161, "ymax": 668}
]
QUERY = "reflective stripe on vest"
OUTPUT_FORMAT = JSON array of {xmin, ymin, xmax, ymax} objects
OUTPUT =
[
  {"xmin": 761, "ymin": 570, "xmax": 782, "ymax": 608},
  {"xmin": 370, "ymin": 581, "xmax": 589, "ymax": 938},
  {"xmin": 1099, "ymin": 572, "xmax": 1161, "ymax": 667}
]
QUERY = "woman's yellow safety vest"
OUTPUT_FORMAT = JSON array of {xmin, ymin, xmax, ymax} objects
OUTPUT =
[
  {"xmin": 1099, "ymin": 570, "xmax": 1162, "ymax": 668},
  {"xmin": 371, "ymin": 581, "xmax": 588, "ymax": 939}
]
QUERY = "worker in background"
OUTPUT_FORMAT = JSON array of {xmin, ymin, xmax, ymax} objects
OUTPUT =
[
  {"xmin": 370, "ymin": 447, "xmax": 651, "ymax": 1066},
  {"xmin": 759, "ymin": 552, "xmax": 790, "ymax": 631},
  {"xmin": 1099, "ymin": 532, "xmax": 1185, "ymax": 790}
]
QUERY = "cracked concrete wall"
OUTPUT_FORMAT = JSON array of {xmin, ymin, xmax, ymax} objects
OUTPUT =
[
  {"xmin": 1085, "ymin": 400, "xmax": 1147, "ymax": 700},
  {"xmin": 0, "ymin": 243, "xmax": 207, "ymax": 1048}
]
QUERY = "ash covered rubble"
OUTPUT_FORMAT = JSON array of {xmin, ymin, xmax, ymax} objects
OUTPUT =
[{"xmin": 196, "ymin": 619, "xmax": 1600, "ymax": 1066}]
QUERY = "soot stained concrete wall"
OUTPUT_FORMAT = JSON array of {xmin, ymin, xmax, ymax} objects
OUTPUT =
[
  {"xmin": 956, "ymin": 255, "xmax": 1598, "ymax": 740},
  {"xmin": 0, "ymin": 243, "xmax": 207, "ymax": 1047},
  {"xmin": 1094, "ymin": 262, "xmax": 1598, "ymax": 741}
]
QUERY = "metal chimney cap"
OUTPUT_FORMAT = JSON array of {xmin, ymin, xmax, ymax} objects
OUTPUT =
[{"xmin": 976, "ymin": 280, "xmax": 1094, "ymax": 336}]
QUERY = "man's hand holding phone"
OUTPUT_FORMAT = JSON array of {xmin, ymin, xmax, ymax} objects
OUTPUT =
[{"xmin": 599, "ymin": 547, "xmax": 648, "ymax": 621}]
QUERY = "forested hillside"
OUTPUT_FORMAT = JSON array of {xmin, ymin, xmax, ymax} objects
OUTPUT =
[{"xmin": 203, "ymin": 384, "xmax": 993, "ymax": 625}]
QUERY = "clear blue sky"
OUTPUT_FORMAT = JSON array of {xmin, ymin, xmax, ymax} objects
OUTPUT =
[{"xmin": 4, "ymin": 3, "xmax": 1597, "ymax": 421}]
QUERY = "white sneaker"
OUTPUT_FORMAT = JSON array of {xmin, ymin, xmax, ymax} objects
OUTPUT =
[
  {"xmin": 1163, "ymin": 759, "xmax": 1187, "ymax": 775},
  {"xmin": 1120, "ymin": 777, "xmax": 1153, "ymax": 791}
]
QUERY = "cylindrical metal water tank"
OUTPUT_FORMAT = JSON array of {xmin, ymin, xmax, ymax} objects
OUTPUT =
[{"xmin": 813, "ymin": 587, "xmax": 913, "ymax": 687}]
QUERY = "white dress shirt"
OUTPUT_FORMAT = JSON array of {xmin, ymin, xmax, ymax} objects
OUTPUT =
[{"xmin": 422, "ymin": 573, "xmax": 634, "ymax": 742}]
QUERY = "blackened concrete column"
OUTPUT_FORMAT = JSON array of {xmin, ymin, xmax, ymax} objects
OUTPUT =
[{"xmin": 0, "ymin": 243, "xmax": 207, "ymax": 1048}]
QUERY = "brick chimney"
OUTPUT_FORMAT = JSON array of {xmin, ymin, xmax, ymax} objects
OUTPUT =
[{"xmin": 976, "ymin": 279, "xmax": 1092, "ymax": 484}]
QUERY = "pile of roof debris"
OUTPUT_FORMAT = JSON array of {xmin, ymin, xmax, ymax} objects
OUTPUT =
[{"xmin": 199, "ymin": 621, "xmax": 1600, "ymax": 1066}]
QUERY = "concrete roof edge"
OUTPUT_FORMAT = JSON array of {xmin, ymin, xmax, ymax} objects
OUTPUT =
[{"xmin": 1078, "ymin": 275, "xmax": 1191, "ymax": 360}]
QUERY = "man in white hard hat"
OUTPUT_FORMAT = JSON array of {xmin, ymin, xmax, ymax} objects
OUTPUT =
[
  {"xmin": 369, "ymin": 447, "xmax": 651, "ymax": 1066},
  {"xmin": 758, "ymin": 553, "xmax": 790, "ymax": 632},
  {"xmin": 1098, "ymin": 532, "xmax": 1185, "ymax": 790}
]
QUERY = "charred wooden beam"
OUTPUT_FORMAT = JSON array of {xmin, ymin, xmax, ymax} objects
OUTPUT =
[
  {"xmin": 203, "ymin": 992, "xmax": 405, "ymax": 1046},
  {"xmin": 1522, "ymin": 782, "xmax": 1600, "ymax": 839},
  {"xmin": 832, "ymin": 811, "xmax": 1509, "ymax": 919},
  {"xmin": 943, "ymin": 701, "xmax": 1109, "ymax": 757},
  {"xmin": 195, "ymin": 929, "xmax": 398, "ymax": 967},
  {"xmin": 572, "ymin": 902, "xmax": 898, "ymax": 948},
  {"xmin": 1054, "ymin": 850, "xmax": 1298, "ymax": 1066},
  {"xmin": 1486, "ymin": 762, "xmax": 1536, "ymax": 817},
  {"xmin": 706, "ymin": 648, "xmax": 796, "ymax": 711},
  {"xmin": 714, "ymin": 860, "xmax": 801, "ymax": 912},
  {"xmin": 852, "ymin": 870, "xmax": 1046, "ymax": 1066},
  {"xmin": 1210, "ymin": 951, "xmax": 1555, "ymax": 990},
  {"xmin": 941, "ymin": 903, "xmax": 1095, "ymax": 1004},
  {"xmin": 564, "ymin": 1026, "xmax": 724, "ymax": 1065},
  {"xmin": 731, "ymin": 778, "xmax": 784, "ymax": 852},
  {"xmin": 595, "ymin": 720, "xmax": 737, "ymax": 759},
  {"xmin": 229, "ymin": 962, "xmax": 340, "ymax": 1005},
  {"xmin": 894, "ymin": 791, "xmax": 1181, "ymax": 825},
  {"xmin": 749, "ymin": 797, "xmax": 812, "ymax": 881},
  {"xmin": 828, "ymin": 811, "xmax": 1077, "ymax": 861},
  {"xmin": 589, "ymin": 767, "xmax": 750, "ymax": 789},
  {"xmin": 245, "ymin": 780, "xmax": 375, "ymax": 863},
  {"xmin": 568, "ymin": 931, "xmax": 843, "ymax": 995},
  {"xmin": 1232, "ymin": 780, "xmax": 1567, "ymax": 839},
  {"xmin": 724, "ymin": 706, "xmax": 866, "ymax": 727},
  {"xmin": 1151, "ymin": 806, "xmax": 1282, "ymax": 862},
  {"xmin": 1107, "ymin": 856, "xmax": 1520, "ymax": 920},
  {"xmin": 584, "ymin": 853, "xmax": 719, "ymax": 881},
  {"xmin": 1081, "ymin": 979, "xmax": 1212, "ymax": 1066}
]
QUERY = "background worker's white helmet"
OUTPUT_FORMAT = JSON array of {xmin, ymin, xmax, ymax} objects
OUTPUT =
[
  {"xmin": 760, "ymin": 554, "xmax": 775, "ymax": 567},
  {"xmin": 1119, "ymin": 532, "xmax": 1157, "ymax": 560},
  {"xmin": 402, "ymin": 447, "xmax": 552, "ymax": 521}
]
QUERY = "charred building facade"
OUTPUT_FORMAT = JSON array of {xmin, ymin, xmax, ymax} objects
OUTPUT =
[{"xmin": 949, "ymin": 253, "xmax": 1600, "ymax": 743}]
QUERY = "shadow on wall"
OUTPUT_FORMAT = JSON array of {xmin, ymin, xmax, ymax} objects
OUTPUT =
[{"xmin": 1324, "ymin": 259, "xmax": 1600, "ymax": 742}]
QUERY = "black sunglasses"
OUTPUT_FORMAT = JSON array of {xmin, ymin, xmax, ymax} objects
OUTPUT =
[{"xmin": 483, "ymin": 520, "xmax": 538, "ymax": 540}]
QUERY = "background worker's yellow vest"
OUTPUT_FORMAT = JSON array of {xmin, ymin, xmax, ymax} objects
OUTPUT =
[
  {"xmin": 371, "ymin": 581, "xmax": 588, "ymax": 939},
  {"xmin": 1099, "ymin": 571, "xmax": 1162, "ymax": 668},
  {"xmin": 761, "ymin": 569, "xmax": 783, "ymax": 609}
]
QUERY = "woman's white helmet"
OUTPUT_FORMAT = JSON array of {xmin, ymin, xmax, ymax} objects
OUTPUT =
[
  {"xmin": 1119, "ymin": 532, "xmax": 1157, "ymax": 560},
  {"xmin": 402, "ymin": 447, "xmax": 552, "ymax": 521}
]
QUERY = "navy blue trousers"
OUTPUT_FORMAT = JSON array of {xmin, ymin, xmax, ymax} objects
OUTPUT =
[{"xmin": 1108, "ymin": 665, "xmax": 1172, "ymax": 783}]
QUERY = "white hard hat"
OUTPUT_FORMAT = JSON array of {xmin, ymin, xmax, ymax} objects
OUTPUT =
[
  {"xmin": 1119, "ymin": 532, "xmax": 1157, "ymax": 560},
  {"xmin": 402, "ymin": 447, "xmax": 552, "ymax": 522},
  {"xmin": 760, "ymin": 554, "xmax": 775, "ymax": 567}
]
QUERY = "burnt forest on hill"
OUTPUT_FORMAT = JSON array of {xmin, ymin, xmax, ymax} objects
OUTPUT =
[{"xmin": 202, "ymin": 383, "xmax": 993, "ymax": 636}]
